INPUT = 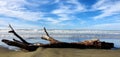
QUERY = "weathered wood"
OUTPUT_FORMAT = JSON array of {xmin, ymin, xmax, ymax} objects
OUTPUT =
[
  {"xmin": 1, "ymin": 26, "xmax": 114, "ymax": 51},
  {"xmin": 44, "ymin": 27, "xmax": 50, "ymax": 37},
  {"xmin": 13, "ymin": 38, "xmax": 22, "ymax": 43},
  {"xmin": 39, "ymin": 39, "xmax": 114, "ymax": 49},
  {"xmin": 41, "ymin": 27, "xmax": 60, "ymax": 44},
  {"xmin": 2, "ymin": 39, "xmax": 39, "ymax": 51},
  {"xmin": 2, "ymin": 39, "xmax": 114, "ymax": 50}
]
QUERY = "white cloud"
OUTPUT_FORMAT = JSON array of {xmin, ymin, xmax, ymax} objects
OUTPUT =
[
  {"xmin": 52, "ymin": 0, "xmax": 85, "ymax": 14},
  {"xmin": 54, "ymin": 0, "xmax": 60, "ymax": 3},
  {"xmin": 0, "ymin": 17, "xmax": 41, "ymax": 29},
  {"xmin": 45, "ymin": 18, "xmax": 61, "ymax": 24},
  {"xmin": 0, "ymin": 0, "xmax": 43, "ymax": 21},
  {"xmin": 0, "ymin": 0, "xmax": 79, "ymax": 24},
  {"xmin": 92, "ymin": 0, "xmax": 120, "ymax": 19},
  {"xmin": 51, "ymin": 0, "xmax": 86, "ymax": 24},
  {"xmin": 0, "ymin": 0, "xmax": 87, "ymax": 29},
  {"xmin": 43, "ymin": 15, "xmax": 70, "ymax": 24}
]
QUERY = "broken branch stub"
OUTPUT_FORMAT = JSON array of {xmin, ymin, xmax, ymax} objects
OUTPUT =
[{"xmin": 42, "ymin": 27, "xmax": 60, "ymax": 44}]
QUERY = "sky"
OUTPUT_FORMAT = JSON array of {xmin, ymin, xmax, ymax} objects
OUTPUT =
[{"xmin": 0, "ymin": 0, "xmax": 120, "ymax": 30}]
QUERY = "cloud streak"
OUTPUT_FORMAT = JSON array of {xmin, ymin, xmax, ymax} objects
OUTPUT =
[
  {"xmin": 0, "ymin": 0, "xmax": 43, "ymax": 21},
  {"xmin": 92, "ymin": 0, "xmax": 120, "ymax": 19},
  {"xmin": 0, "ymin": 0, "xmax": 120, "ymax": 29},
  {"xmin": 51, "ymin": 0, "xmax": 86, "ymax": 24},
  {"xmin": 0, "ymin": 0, "xmax": 86, "ymax": 25}
]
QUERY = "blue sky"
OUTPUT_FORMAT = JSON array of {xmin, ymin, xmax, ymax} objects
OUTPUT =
[{"xmin": 0, "ymin": 0, "xmax": 120, "ymax": 30}]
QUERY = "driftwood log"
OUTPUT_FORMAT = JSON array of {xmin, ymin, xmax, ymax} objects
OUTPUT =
[{"xmin": 1, "ymin": 25, "xmax": 114, "ymax": 51}]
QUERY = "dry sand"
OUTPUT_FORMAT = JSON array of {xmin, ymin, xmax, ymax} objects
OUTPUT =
[{"xmin": 0, "ymin": 47, "xmax": 120, "ymax": 57}]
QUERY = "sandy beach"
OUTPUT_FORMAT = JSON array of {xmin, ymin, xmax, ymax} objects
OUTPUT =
[{"xmin": 0, "ymin": 47, "xmax": 120, "ymax": 57}]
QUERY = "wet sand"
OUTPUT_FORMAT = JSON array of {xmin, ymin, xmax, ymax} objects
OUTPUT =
[{"xmin": 0, "ymin": 47, "xmax": 120, "ymax": 57}]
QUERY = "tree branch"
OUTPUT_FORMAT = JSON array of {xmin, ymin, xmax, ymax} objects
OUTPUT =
[
  {"xmin": 42, "ymin": 27, "xmax": 60, "ymax": 44},
  {"xmin": 9, "ymin": 24, "xmax": 30, "ymax": 44}
]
